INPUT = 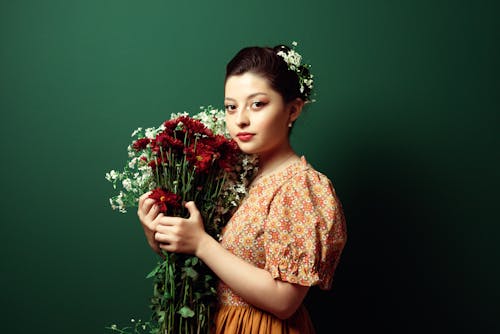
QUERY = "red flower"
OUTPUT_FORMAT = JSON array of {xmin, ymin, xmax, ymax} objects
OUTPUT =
[
  {"xmin": 213, "ymin": 136, "xmax": 240, "ymax": 172},
  {"xmin": 148, "ymin": 157, "xmax": 161, "ymax": 171},
  {"xmin": 132, "ymin": 138, "xmax": 150, "ymax": 151},
  {"xmin": 164, "ymin": 116, "xmax": 214, "ymax": 141},
  {"xmin": 184, "ymin": 142, "xmax": 215, "ymax": 173},
  {"xmin": 163, "ymin": 118, "xmax": 179, "ymax": 133},
  {"xmin": 178, "ymin": 116, "xmax": 213, "ymax": 138},
  {"xmin": 149, "ymin": 188, "xmax": 181, "ymax": 214},
  {"xmin": 153, "ymin": 132, "xmax": 184, "ymax": 153}
]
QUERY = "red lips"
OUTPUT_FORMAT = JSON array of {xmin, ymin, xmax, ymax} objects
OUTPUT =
[{"xmin": 236, "ymin": 132, "xmax": 254, "ymax": 141}]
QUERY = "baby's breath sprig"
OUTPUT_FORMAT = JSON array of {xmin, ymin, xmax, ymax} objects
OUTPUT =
[
  {"xmin": 276, "ymin": 41, "xmax": 315, "ymax": 103},
  {"xmin": 105, "ymin": 318, "xmax": 152, "ymax": 334}
]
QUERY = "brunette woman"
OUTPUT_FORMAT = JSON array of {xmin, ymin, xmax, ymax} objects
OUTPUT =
[{"xmin": 138, "ymin": 43, "xmax": 347, "ymax": 333}]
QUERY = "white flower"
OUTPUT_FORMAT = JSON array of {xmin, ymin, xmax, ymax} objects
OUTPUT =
[
  {"xmin": 128, "ymin": 157, "xmax": 137, "ymax": 169},
  {"xmin": 122, "ymin": 178, "xmax": 132, "ymax": 191},
  {"xmin": 193, "ymin": 106, "xmax": 228, "ymax": 136},
  {"xmin": 105, "ymin": 170, "xmax": 119, "ymax": 181},
  {"xmin": 127, "ymin": 144, "xmax": 135, "ymax": 157},
  {"xmin": 131, "ymin": 127, "xmax": 142, "ymax": 137},
  {"xmin": 276, "ymin": 42, "xmax": 314, "ymax": 102},
  {"xmin": 170, "ymin": 111, "xmax": 189, "ymax": 119},
  {"xmin": 235, "ymin": 183, "xmax": 246, "ymax": 194},
  {"xmin": 109, "ymin": 198, "xmax": 117, "ymax": 210},
  {"xmin": 116, "ymin": 191, "xmax": 125, "ymax": 207},
  {"xmin": 138, "ymin": 164, "xmax": 150, "ymax": 173},
  {"xmin": 145, "ymin": 127, "xmax": 157, "ymax": 139}
]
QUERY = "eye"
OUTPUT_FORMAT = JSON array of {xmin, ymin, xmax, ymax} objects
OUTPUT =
[
  {"xmin": 251, "ymin": 101, "xmax": 266, "ymax": 110},
  {"xmin": 224, "ymin": 104, "xmax": 237, "ymax": 113}
]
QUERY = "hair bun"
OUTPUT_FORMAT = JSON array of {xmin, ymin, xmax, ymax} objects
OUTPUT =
[
  {"xmin": 275, "ymin": 42, "xmax": 315, "ymax": 103},
  {"xmin": 225, "ymin": 42, "xmax": 315, "ymax": 104}
]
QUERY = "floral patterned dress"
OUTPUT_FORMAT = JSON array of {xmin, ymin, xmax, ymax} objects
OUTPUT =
[{"xmin": 213, "ymin": 157, "xmax": 347, "ymax": 334}]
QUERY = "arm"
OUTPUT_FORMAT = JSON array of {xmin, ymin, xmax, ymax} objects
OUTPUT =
[{"xmin": 154, "ymin": 201, "xmax": 309, "ymax": 320}]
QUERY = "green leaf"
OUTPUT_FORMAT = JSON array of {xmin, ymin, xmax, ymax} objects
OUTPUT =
[
  {"xmin": 146, "ymin": 264, "xmax": 161, "ymax": 279},
  {"xmin": 157, "ymin": 311, "xmax": 165, "ymax": 323},
  {"xmin": 153, "ymin": 284, "xmax": 160, "ymax": 297},
  {"xmin": 183, "ymin": 267, "xmax": 199, "ymax": 280},
  {"xmin": 191, "ymin": 256, "xmax": 199, "ymax": 266},
  {"xmin": 178, "ymin": 306, "xmax": 195, "ymax": 318}
]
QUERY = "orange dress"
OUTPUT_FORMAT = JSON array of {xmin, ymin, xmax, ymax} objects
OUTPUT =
[{"xmin": 213, "ymin": 157, "xmax": 347, "ymax": 333}]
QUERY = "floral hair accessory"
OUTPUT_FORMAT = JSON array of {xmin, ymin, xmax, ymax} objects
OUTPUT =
[{"xmin": 276, "ymin": 41, "xmax": 315, "ymax": 103}]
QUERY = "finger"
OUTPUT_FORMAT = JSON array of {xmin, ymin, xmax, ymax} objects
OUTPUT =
[
  {"xmin": 138, "ymin": 191, "xmax": 152, "ymax": 208},
  {"xmin": 155, "ymin": 222, "xmax": 175, "ymax": 234},
  {"xmin": 138, "ymin": 193, "xmax": 154, "ymax": 219},
  {"xmin": 142, "ymin": 210, "xmax": 159, "ymax": 231},
  {"xmin": 142, "ymin": 198, "xmax": 156, "ymax": 214},
  {"xmin": 154, "ymin": 231, "xmax": 168, "ymax": 243},
  {"xmin": 184, "ymin": 201, "xmax": 201, "ymax": 221},
  {"xmin": 159, "ymin": 242, "xmax": 174, "ymax": 252},
  {"xmin": 151, "ymin": 213, "xmax": 165, "ymax": 228},
  {"xmin": 145, "ymin": 203, "xmax": 160, "ymax": 221},
  {"xmin": 155, "ymin": 231, "xmax": 177, "ymax": 244},
  {"xmin": 155, "ymin": 215, "xmax": 183, "ymax": 227}
]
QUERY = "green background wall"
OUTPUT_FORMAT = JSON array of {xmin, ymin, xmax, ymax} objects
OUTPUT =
[{"xmin": 1, "ymin": 0, "xmax": 498, "ymax": 333}]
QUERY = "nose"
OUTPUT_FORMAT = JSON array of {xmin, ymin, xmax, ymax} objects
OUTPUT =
[{"xmin": 235, "ymin": 107, "xmax": 250, "ymax": 127}]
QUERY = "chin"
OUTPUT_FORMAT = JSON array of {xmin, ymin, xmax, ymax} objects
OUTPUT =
[
  {"xmin": 239, "ymin": 147, "xmax": 257, "ymax": 155},
  {"xmin": 236, "ymin": 143, "xmax": 259, "ymax": 155}
]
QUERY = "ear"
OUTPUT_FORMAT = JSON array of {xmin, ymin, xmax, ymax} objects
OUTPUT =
[{"xmin": 288, "ymin": 98, "xmax": 305, "ymax": 123}]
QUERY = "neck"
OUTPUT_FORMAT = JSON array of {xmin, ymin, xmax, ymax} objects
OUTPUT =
[{"xmin": 256, "ymin": 146, "xmax": 298, "ymax": 179}]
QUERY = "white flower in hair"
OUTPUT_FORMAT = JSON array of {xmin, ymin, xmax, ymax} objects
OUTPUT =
[{"xmin": 276, "ymin": 42, "xmax": 315, "ymax": 102}]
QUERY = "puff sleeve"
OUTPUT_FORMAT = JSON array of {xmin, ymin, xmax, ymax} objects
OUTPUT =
[{"xmin": 263, "ymin": 170, "xmax": 346, "ymax": 290}]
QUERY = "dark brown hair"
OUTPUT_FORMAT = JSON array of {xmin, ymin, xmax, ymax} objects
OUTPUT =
[{"xmin": 225, "ymin": 45, "xmax": 311, "ymax": 103}]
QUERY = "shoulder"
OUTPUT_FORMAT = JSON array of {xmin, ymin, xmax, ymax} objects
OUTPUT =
[
  {"xmin": 278, "ymin": 157, "xmax": 338, "ymax": 201},
  {"xmin": 270, "ymin": 157, "xmax": 343, "ymax": 218}
]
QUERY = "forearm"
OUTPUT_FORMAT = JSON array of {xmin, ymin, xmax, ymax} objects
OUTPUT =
[{"xmin": 196, "ymin": 234, "xmax": 308, "ymax": 319}]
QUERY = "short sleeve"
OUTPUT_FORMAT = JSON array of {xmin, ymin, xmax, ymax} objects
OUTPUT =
[{"xmin": 263, "ymin": 170, "xmax": 346, "ymax": 290}]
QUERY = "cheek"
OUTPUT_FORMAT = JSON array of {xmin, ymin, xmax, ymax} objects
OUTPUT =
[
  {"xmin": 258, "ymin": 114, "xmax": 285, "ymax": 133},
  {"xmin": 224, "ymin": 115, "xmax": 236, "ymax": 136}
]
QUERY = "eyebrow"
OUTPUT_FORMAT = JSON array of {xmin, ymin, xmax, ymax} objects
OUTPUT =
[{"xmin": 224, "ymin": 92, "xmax": 268, "ymax": 101}]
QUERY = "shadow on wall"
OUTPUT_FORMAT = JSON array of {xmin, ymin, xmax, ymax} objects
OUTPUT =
[{"xmin": 304, "ymin": 134, "xmax": 454, "ymax": 334}]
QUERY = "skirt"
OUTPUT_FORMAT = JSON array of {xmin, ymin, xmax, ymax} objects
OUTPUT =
[{"xmin": 213, "ymin": 304, "xmax": 316, "ymax": 334}]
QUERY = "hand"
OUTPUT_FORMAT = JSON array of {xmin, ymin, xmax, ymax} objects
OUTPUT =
[
  {"xmin": 137, "ymin": 191, "xmax": 161, "ymax": 253},
  {"xmin": 154, "ymin": 201, "xmax": 207, "ymax": 255}
]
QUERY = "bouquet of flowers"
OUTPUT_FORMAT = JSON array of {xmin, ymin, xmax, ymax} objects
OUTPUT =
[{"xmin": 105, "ymin": 107, "xmax": 257, "ymax": 334}]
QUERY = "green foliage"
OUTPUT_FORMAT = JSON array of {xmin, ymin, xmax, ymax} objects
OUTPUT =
[
  {"xmin": 141, "ymin": 252, "xmax": 217, "ymax": 334},
  {"xmin": 107, "ymin": 252, "xmax": 217, "ymax": 334}
]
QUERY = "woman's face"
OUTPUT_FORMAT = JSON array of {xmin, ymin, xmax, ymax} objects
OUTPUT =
[{"xmin": 224, "ymin": 72, "xmax": 296, "ymax": 158}]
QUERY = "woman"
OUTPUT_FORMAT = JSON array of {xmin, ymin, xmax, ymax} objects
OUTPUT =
[{"xmin": 138, "ymin": 44, "xmax": 347, "ymax": 333}]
